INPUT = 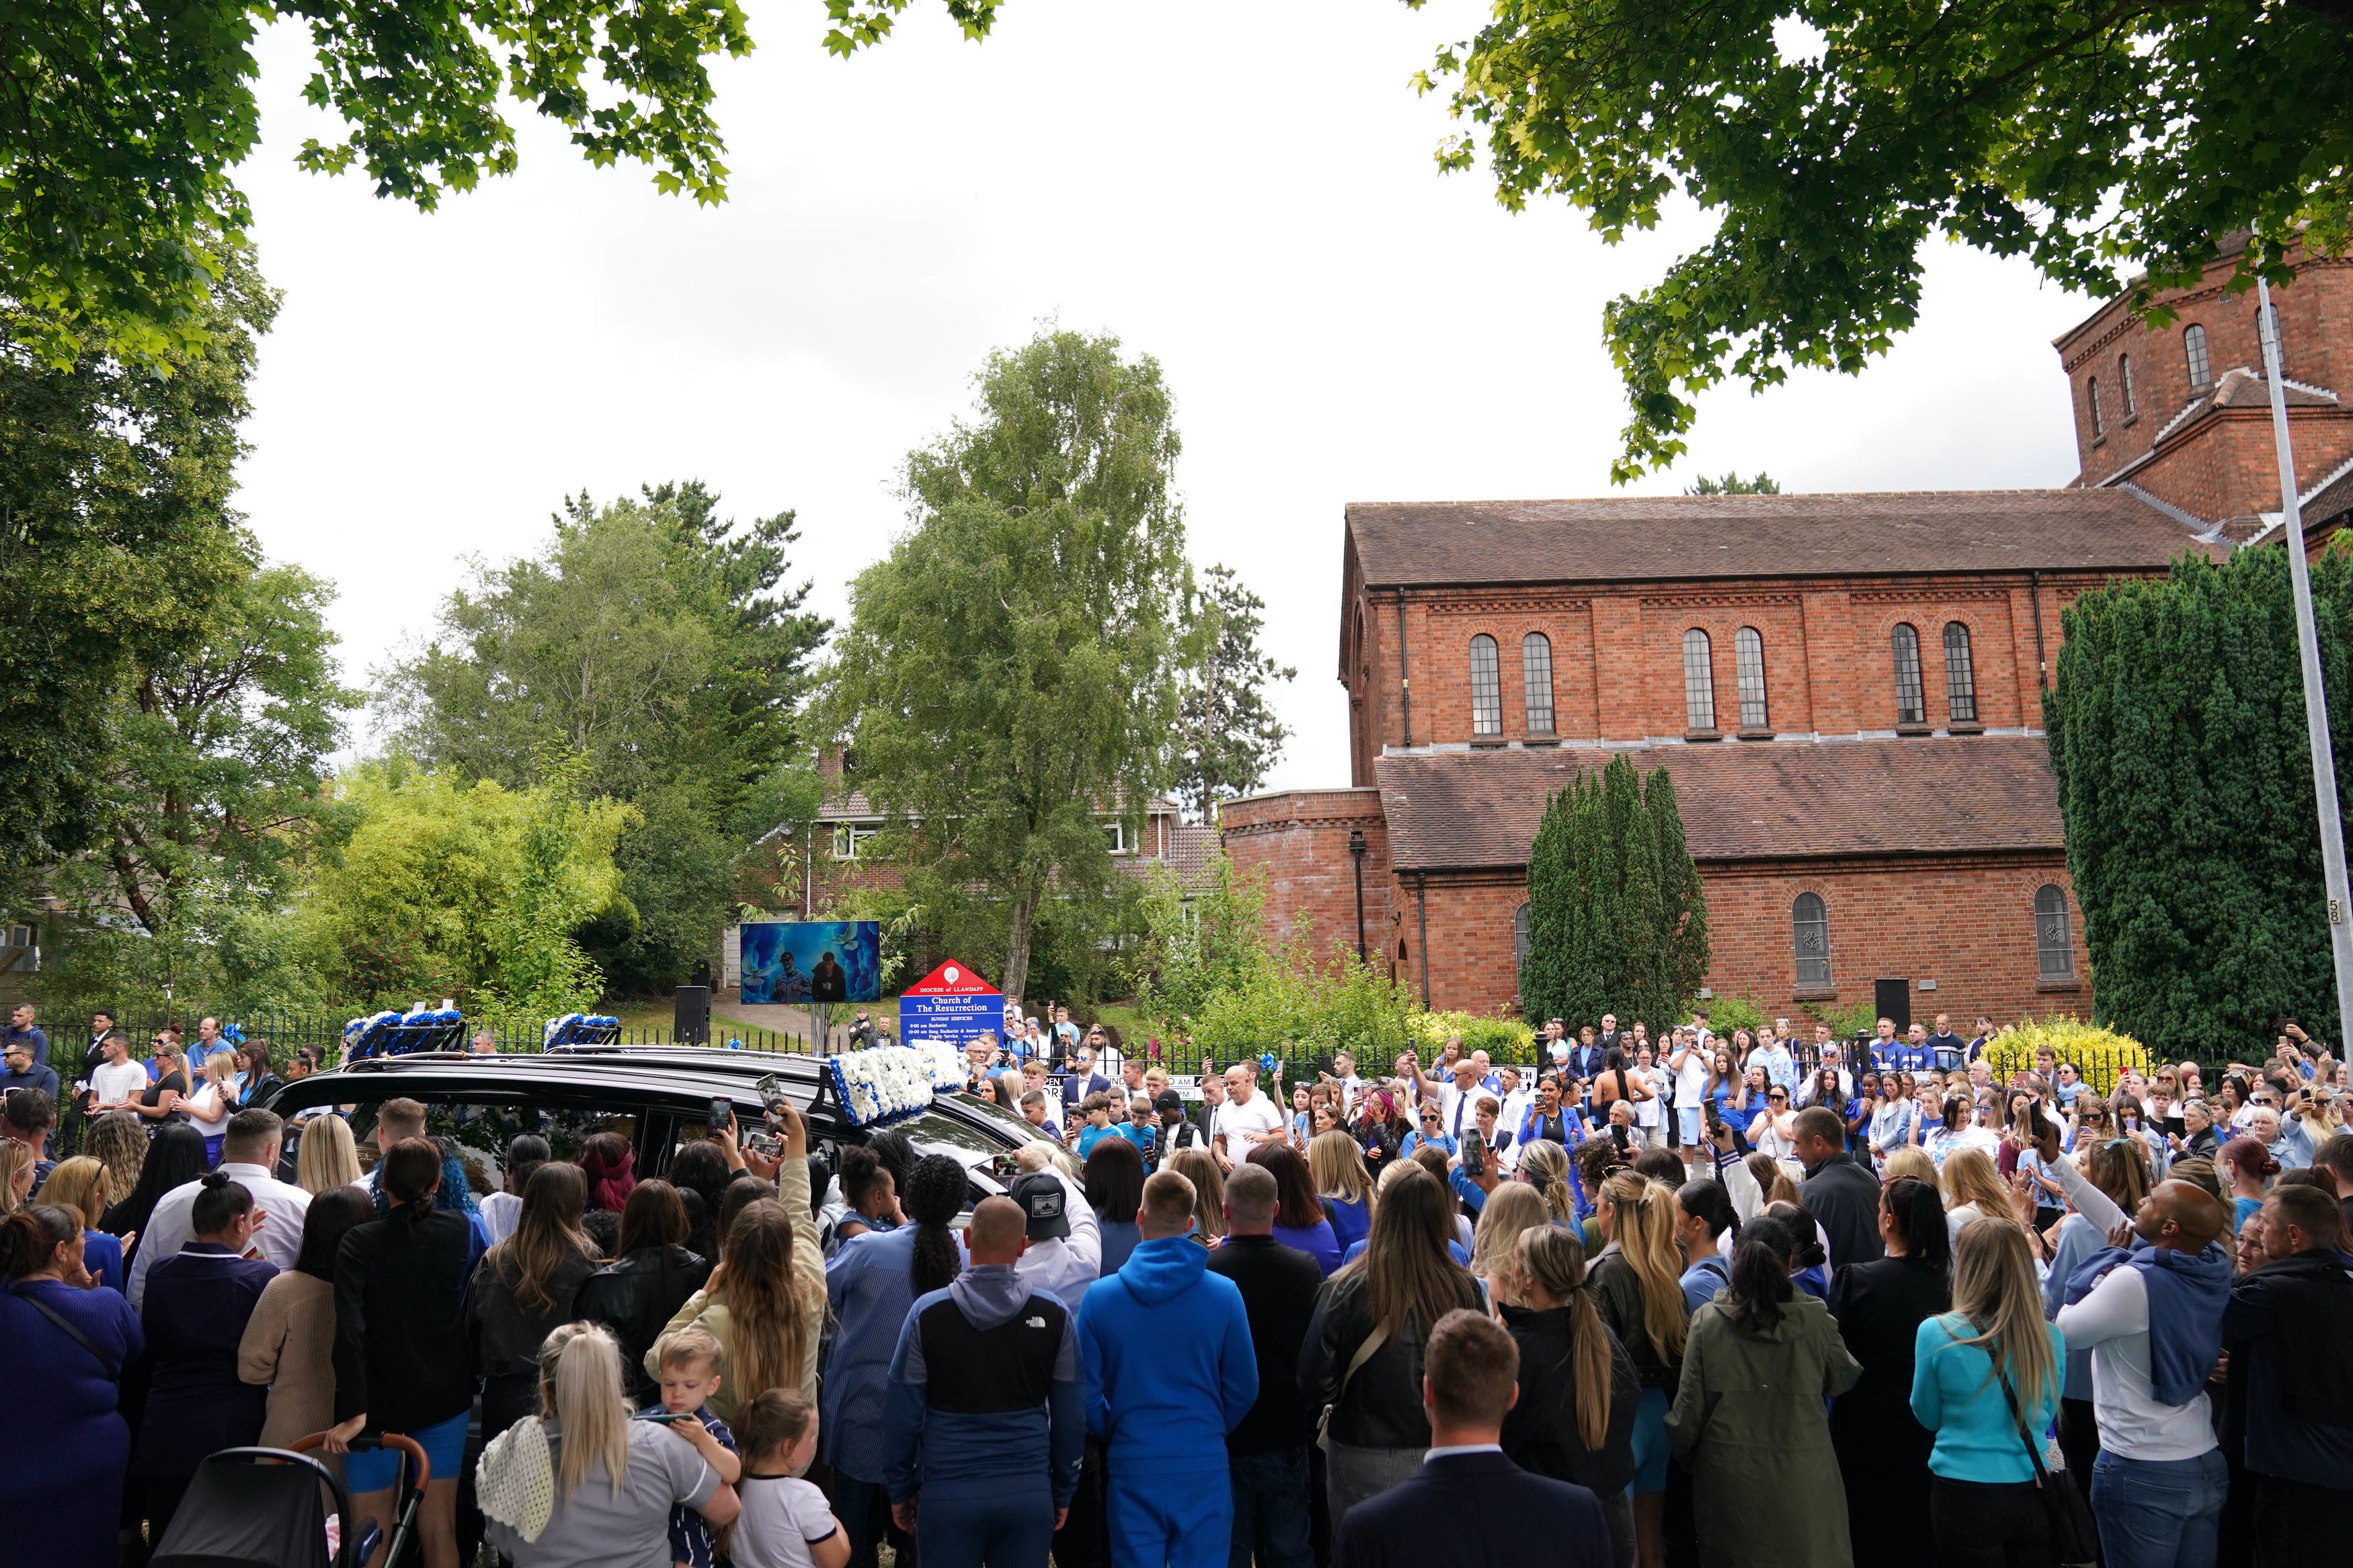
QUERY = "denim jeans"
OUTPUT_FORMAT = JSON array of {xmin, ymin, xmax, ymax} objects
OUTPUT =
[
  {"xmin": 2090, "ymin": 1449, "xmax": 2229, "ymax": 1568},
  {"xmin": 1228, "ymin": 1447, "xmax": 1313, "ymax": 1568}
]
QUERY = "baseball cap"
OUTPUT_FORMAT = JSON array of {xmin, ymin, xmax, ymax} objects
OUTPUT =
[
  {"xmin": 1007, "ymin": 1172, "xmax": 1072, "ymax": 1241},
  {"xmin": 1152, "ymin": 1089, "xmax": 1184, "ymax": 1114}
]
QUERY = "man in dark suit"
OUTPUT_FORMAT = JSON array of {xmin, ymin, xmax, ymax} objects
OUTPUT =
[{"xmin": 1332, "ymin": 1309, "xmax": 1610, "ymax": 1568}]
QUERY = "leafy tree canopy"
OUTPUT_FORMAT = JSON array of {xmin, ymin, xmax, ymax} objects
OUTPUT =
[
  {"xmin": 1174, "ymin": 563, "xmax": 1294, "ymax": 823},
  {"xmin": 824, "ymin": 326, "xmax": 1196, "ymax": 1003},
  {"xmin": 0, "ymin": 239, "xmax": 274, "ymax": 873},
  {"xmin": 1685, "ymin": 472, "xmax": 1780, "ymax": 496},
  {"xmin": 382, "ymin": 482, "xmax": 828, "ymax": 991},
  {"xmin": 1415, "ymin": 1, "xmax": 2353, "ymax": 480}
]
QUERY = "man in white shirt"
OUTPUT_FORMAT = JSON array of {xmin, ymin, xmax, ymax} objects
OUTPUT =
[
  {"xmin": 128, "ymin": 1108, "xmax": 311, "ymax": 1311},
  {"xmin": 1211, "ymin": 1061, "xmax": 1286, "ymax": 1170},
  {"xmin": 1492, "ymin": 1067, "xmax": 1533, "ymax": 1147},
  {"xmin": 1668, "ymin": 1027, "xmax": 1710, "ymax": 1167},
  {"xmin": 85, "ymin": 1030, "xmax": 151, "ymax": 1116},
  {"xmin": 2044, "ymin": 1141, "xmax": 2233, "ymax": 1567}
]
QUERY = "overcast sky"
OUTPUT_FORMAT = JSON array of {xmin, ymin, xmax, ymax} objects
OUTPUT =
[{"xmin": 233, "ymin": 0, "xmax": 2111, "ymax": 794}]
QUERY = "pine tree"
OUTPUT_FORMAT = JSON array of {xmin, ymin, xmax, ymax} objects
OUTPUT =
[{"xmin": 1522, "ymin": 753, "xmax": 1712, "ymax": 1032}]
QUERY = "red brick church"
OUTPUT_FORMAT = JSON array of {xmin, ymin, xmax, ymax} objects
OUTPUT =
[{"xmin": 1222, "ymin": 242, "xmax": 2353, "ymax": 1026}]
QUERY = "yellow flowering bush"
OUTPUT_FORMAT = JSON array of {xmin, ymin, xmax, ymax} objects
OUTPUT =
[{"xmin": 1981, "ymin": 1016, "xmax": 2155, "ymax": 1095}]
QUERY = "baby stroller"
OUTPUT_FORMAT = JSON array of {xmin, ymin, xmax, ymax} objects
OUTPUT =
[{"xmin": 148, "ymin": 1432, "xmax": 428, "ymax": 1568}]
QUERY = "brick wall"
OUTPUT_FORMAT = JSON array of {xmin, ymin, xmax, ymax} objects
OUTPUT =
[
  {"xmin": 1380, "ymin": 854, "xmax": 2093, "ymax": 1028},
  {"xmin": 2057, "ymin": 249, "xmax": 2353, "ymax": 515},
  {"xmin": 1220, "ymin": 788, "xmax": 1396, "ymax": 968},
  {"xmin": 1350, "ymin": 574, "xmax": 2100, "ymax": 753}
]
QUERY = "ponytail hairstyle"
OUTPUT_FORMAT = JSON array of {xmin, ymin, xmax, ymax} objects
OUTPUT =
[
  {"xmin": 378, "ymin": 1137, "xmax": 444, "ymax": 1226},
  {"xmin": 1882, "ymin": 1177, "xmax": 1951, "ymax": 1274},
  {"xmin": 0, "ymin": 1204, "xmax": 79, "ymax": 1282},
  {"xmin": 1726, "ymin": 1213, "xmax": 1797, "ymax": 1331},
  {"xmin": 1599, "ymin": 1173, "xmax": 1689, "ymax": 1361},
  {"xmin": 1515, "ymin": 1225, "xmax": 1613, "ymax": 1450},
  {"xmin": 189, "ymin": 1171, "xmax": 255, "ymax": 1237},
  {"xmin": 1517, "ymin": 1139, "xmax": 1576, "ymax": 1223},
  {"xmin": 904, "ymin": 1154, "xmax": 969, "ymax": 1295},
  {"xmin": 1763, "ymin": 1200, "xmax": 1829, "ymax": 1273},
  {"xmin": 1674, "ymin": 1179, "xmax": 1740, "ymax": 1253},
  {"xmin": 538, "ymin": 1322, "xmax": 631, "ymax": 1497}
]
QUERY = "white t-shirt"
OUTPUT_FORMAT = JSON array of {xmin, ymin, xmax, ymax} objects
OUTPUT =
[
  {"xmin": 1632, "ymin": 1067, "xmax": 1666, "ymax": 1128},
  {"xmin": 731, "ymin": 1474, "xmax": 840, "ymax": 1568},
  {"xmin": 1671, "ymin": 1043, "xmax": 1708, "ymax": 1107},
  {"xmin": 1213, "ymin": 1091, "xmax": 1285, "ymax": 1155},
  {"xmin": 91, "ymin": 1058, "xmax": 149, "ymax": 1108}
]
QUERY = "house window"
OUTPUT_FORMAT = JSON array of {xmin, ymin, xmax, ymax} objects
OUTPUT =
[
  {"xmin": 2184, "ymin": 324, "xmax": 2210, "ymax": 388},
  {"xmin": 2035, "ymin": 884, "xmax": 2075, "ymax": 979},
  {"xmin": 1792, "ymin": 893, "xmax": 1831, "ymax": 988},
  {"xmin": 1734, "ymin": 626, "xmax": 1768, "ymax": 729},
  {"xmin": 1521, "ymin": 633, "xmax": 1556, "ymax": 734},
  {"xmin": 2087, "ymin": 377, "xmax": 2104, "ymax": 439},
  {"xmin": 1102, "ymin": 821, "xmax": 1129, "ymax": 856},
  {"xmin": 1513, "ymin": 901, "xmax": 1531, "ymax": 990},
  {"xmin": 831, "ymin": 823, "xmax": 879, "ymax": 860},
  {"xmin": 1469, "ymin": 634, "xmax": 1503, "ymax": 736},
  {"xmin": 1681, "ymin": 628, "xmax": 1717, "ymax": 731},
  {"xmin": 1891, "ymin": 624, "xmax": 1926, "ymax": 725},
  {"xmin": 2119, "ymin": 354, "xmax": 2136, "ymax": 417},
  {"xmin": 1944, "ymin": 622, "xmax": 1977, "ymax": 724}
]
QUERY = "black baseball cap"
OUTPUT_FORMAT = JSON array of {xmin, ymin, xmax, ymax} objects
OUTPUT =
[
  {"xmin": 1152, "ymin": 1089, "xmax": 1184, "ymax": 1114},
  {"xmin": 1007, "ymin": 1172, "xmax": 1072, "ymax": 1241}
]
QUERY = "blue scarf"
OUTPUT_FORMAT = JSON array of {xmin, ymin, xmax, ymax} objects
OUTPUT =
[{"xmin": 2064, "ymin": 1240, "xmax": 2232, "ymax": 1407}]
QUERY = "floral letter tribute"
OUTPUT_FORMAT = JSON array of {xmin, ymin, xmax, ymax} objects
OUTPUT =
[{"xmin": 828, "ymin": 1045, "xmax": 944, "ymax": 1127}]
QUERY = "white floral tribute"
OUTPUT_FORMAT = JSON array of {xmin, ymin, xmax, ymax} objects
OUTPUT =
[
  {"xmin": 908, "ymin": 1039, "xmax": 967, "ymax": 1091},
  {"xmin": 828, "ymin": 1045, "xmax": 943, "ymax": 1127}
]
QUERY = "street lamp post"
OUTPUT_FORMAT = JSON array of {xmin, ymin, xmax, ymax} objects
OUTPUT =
[
  {"xmin": 1348, "ymin": 828, "xmax": 1369, "ymax": 962},
  {"xmin": 2257, "ymin": 275, "xmax": 2353, "ymax": 1054}
]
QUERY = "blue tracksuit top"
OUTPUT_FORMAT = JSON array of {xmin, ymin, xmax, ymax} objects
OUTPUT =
[
  {"xmin": 823, "ymin": 1225, "xmax": 924, "ymax": 1483},
  {"xmin": 1075, "ymin": 1233, "xmax": 1257, "ymax": 1476},
  {"xmin": 882, "ymin": 1265, "xmax": 1084, "ymax": 1508}
]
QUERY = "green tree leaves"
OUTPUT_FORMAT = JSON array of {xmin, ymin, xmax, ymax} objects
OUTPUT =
[
  {"xmin": 2046, "ymin": 545, "xmax": 2353, "ymax": 1059},
  {"xmin": 826, "ymin": 327, "xmax": 1193, "ymax": 1001},
  {"xmin": 383, "ymin": 481, "xmax": 828, "ymax": 992},
  {"xmin": 0, "ymin": 239, "xmax": 276, "ymax": 872},
  {"xmin": 1174, "ymin": 563, "xmax": 1295, "ymax": 822},
  {"xmin": 1423, "ymin": 2, "xmax": 2353, "ymax": 480},
  {"xmin": 1519, "ymin": 753, "xmax": 1710, "ymax": 1030}
]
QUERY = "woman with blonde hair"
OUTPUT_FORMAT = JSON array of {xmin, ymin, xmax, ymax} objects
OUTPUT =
[
  {"xmin": 1310, "ymin": 1128, "xmax": 1373, "ymax": 1253},
  {"xmin": 1909, "ymin": 1220, "xmax": 2065, "ymax": 1568},
  {"xmin": 1165, "ymin": 1145, "xmax": 1227, "ymax": 1245},
  {"xmin": 0, "ymin": 1140, "xmax": 34, "ymax": 1216},
  {"xmin": 183, "ymin": 1051, "xmax": 238, "ymax": 1165},
  {"xmin": 1503, "ymin": 1225, "xmax": 1640, "ymax": 1568},
  {"xmin": 1302, "ymin": 1163, "xmax": 1484, "ymax": 1525},
  {"xmin": 85, "ymin": 1110, "xmax": 147, "ymax": 1211},
  {"xmin": 480, "ymin": 1321, "xmax": 739, "ymax": 1568},
  {"xmin": 1517, "ymin": 1137, "xmax": 1579, "ymax": 1225},
  {"xmin": 1587, "ymin": 1173, "xmax": 1691, "ymax": 1568},
  {"xmin": 296, "ymin": 1114, "xmax": 364, "ymax": 1194},
  {"xmin": 1939, "ymin": 1147, "xmax": 2015, "ymax": 1245},
  {"xmin": 1880, "ymin": 1145, "xmax": 1939, "ymax": 1189},
  {"xmin": 32, "ymin": 1155, "xmax": 125, "ymax": 1291},
  {"xmin": 1468, "ymin": 1182, "xmax": 1551, "ymax": 1309}
]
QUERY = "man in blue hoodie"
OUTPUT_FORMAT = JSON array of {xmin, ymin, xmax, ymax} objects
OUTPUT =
[
  {"xmin": 883, "ymin": 1196, "xmax": 1084, "ymax": 1568},
  {"xmin": 1076, "ymin": 1167, "xmax": 1258, "ymax": 1568}
]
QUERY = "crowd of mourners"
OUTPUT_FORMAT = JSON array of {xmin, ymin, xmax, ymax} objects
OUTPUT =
[{"xmin": 3, "ymin": 999, "xmax": 2350, "ymax": 1568}]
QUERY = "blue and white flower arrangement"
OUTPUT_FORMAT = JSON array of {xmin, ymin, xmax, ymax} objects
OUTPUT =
[
  {"xmin": 909, "ymin": 1039, "xmax": 966, "ymax": 1091},
  {"xmin": 828, "ymin": 1045, "xmax": 941, "ymax": 1127}
]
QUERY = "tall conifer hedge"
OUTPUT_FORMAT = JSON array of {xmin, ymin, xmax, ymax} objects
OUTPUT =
[
  {"xmin": 2046, "ymin": 545, "xmax": 2353, "ymax": 1059},
  {"xmin": 1521, "ymin": 753, "xmax": 1710, "ymax": 1030}
]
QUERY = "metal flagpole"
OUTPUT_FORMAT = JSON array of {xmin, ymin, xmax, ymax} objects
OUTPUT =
[{"xmin": 2256, "ymin": 275, "xmax": 2353, "ymax": 1053}]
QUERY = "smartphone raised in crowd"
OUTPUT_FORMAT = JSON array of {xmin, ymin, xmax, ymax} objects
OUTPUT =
[
  {"xmin": 1462, "ymin": 1128, "xmax": 1485, "ymax": 1178},
  {"xmin": 708, "ymin": 1097, "xmax": 733, "ymax": 1135}
]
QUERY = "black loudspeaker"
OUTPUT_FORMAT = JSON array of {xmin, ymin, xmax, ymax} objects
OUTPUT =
[
  {"xmin": 675, "ymin": 986, "xmax": 711, "ymax": 1046},
  {"xmin": 1874, "ymin": 978, "xmax": 1911, "ymax": 1036}
]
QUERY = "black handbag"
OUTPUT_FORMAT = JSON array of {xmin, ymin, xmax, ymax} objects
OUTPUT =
[{"xmin": 1997, "ymin": 1366, "xmax": 2100, "ymax": 1568}]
